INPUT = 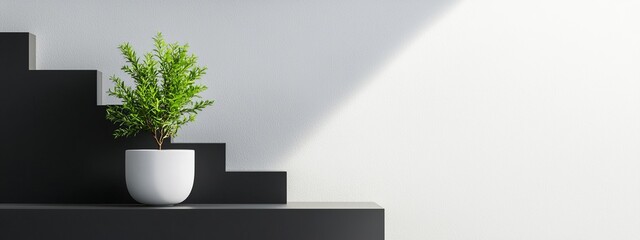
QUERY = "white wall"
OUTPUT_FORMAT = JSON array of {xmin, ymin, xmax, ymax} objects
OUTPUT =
[{"xmin": 2, "ymin": 0, "xmax": 640, "ymax": 239}]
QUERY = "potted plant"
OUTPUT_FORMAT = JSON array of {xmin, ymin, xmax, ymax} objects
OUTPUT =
[{"xmin": 106, "ymin": 33, "xmax": 214, "ymax": 205}]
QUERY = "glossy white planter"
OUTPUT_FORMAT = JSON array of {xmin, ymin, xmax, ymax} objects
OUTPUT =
[{"xmin": 125, "ymin": 149, "xmax": 195, "ymax": 205}]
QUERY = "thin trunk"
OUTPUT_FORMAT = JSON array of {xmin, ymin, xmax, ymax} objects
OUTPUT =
[
  {"xmin": 152, "ymin": 130, "xmax": 163, "ymax": 150},
  {"xmin": 156, "ymin": 135, "xmax": 163, "ymax": 150}
]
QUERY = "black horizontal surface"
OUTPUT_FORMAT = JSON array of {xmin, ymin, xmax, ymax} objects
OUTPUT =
[
  {"xmin": 0, "ymin": 202, "xmax": 384, "ymax": 240},
  {"xmin": 0, "ymin": 32, "xmax": 286, "ymax": 203}
]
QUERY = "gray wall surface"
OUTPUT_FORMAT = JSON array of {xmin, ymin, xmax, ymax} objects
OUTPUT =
[{"xmin": 2, "ymin": 1, "xmax": 640, "ymax": 239}]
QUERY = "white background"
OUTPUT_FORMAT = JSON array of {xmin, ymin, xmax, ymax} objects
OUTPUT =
[{"xmin": 2, "ymin": 0, "xmax": 640, "ymax": 239}]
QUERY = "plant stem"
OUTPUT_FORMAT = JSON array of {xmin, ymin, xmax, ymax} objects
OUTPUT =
[
  {"xmin": 157, "ymin": 135, "xmax": 163, "ymax": 150},
  {"xmin": 152, "ymin": 130, "xmax": 163, "ymax": 150}
]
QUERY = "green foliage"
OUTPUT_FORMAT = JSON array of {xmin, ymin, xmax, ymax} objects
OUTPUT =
[{"xmin": 106, "ymin": 33, "xmax": 214, "ymax": 149}]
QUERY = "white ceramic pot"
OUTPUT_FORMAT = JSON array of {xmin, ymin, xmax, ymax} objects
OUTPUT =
[{"xmin": 125, "ymin": 149, "xmax": 195, "ymax": 205}]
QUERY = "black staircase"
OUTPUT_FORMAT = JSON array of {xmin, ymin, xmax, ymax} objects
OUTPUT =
[{"xmin": 0, "ymin": 33, "xmax": 384, "ymax": 240}]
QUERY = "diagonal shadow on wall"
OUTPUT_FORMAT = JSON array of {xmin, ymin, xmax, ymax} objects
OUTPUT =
[
  {"xmin": 175, "ymin": 0, "xmax": 459, "ymax": 170},
  {"xmin": 0, "ymin": 0, "xmax": 459, "ymax": 171}
]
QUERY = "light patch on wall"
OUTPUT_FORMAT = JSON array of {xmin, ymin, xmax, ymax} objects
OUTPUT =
[{"xmin": 285, "ymin": 0, "xmax": 640, "ymax": 239}]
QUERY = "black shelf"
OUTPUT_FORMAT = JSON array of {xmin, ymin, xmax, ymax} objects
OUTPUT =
[{"xmin": 0, "ymin": 202, "xmax": 384, "ymax": 240}]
